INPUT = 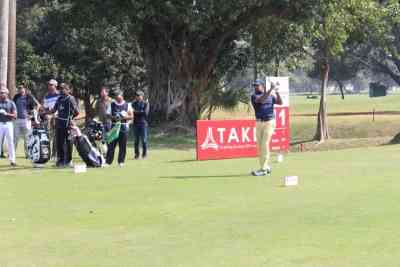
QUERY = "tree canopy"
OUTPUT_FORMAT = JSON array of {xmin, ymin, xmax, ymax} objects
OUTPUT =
[{"xmin": 12, "ymin": 0, "xmax": 400, "ymax": 132}]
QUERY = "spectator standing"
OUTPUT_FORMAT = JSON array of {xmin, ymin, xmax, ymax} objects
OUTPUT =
[
  {"xmin": 42, "ymin": 79, "xmax": 60, "ymax": 160},
  {"xmin": 13, "ymin": 84, "xmax": 40, "ymax": 157},
  {"xmin": 106, "ymin": 90, "xmax": 133, "ymax": 167},
  {"xmin": 0, "ymin": 86, "xmax": 17, "ymax": 166},
  {"xmin": 46, "ymin": 83, "xmax": 79, "ymax": 167},
  {"xmin": 95, "ymin": 86, "xmax": 112, "ymax": 135},
  {"xmin": 131, "ymin": 90, "xmax": 149, "ymax": 159}
]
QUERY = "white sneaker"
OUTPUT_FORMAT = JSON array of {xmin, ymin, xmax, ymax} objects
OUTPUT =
[
  {"xmin": 33, "ymin": 163, "xmax": 45, "ymax": 168},
  {"xmin": 251, "ymin": 170, "xmax": 266, "ymax": 176},
  {"xmin": 251, "ymin": 167, "xmax": 272, "ymax": 176},
  {"xmin": 118, "ymin": 163, "xmax": 124, "ymax": 167}
]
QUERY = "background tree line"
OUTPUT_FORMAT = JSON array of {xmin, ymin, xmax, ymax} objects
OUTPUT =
[{"xmin": 11, "ymin": 0, "xmax": 400, "ymax": 142}]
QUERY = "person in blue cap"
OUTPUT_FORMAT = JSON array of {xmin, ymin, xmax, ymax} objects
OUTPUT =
[
  {"xmin": 131, "ymin": 90, "xmax": 149, "ymax": 159},
  {"xmin": 251, "ymin": 79, "xmax": 282, "ymax": 176}
]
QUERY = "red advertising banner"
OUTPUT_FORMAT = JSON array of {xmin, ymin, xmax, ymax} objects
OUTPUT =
[{"xmin": 196, "ymin": 106, "xmax": 290, "ymax": 160}]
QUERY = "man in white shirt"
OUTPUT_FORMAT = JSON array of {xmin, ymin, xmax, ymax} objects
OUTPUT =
[{"xmin": 0, "ymin": 86, "xmax": 17, "ymax": 166}]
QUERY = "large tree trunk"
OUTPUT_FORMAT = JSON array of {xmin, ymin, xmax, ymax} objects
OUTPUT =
[
  {"xmin": 335, "ymin": 79, "xmax": 345, "ymax": 100},
  {"xmin": 138, "ymin": 2, "xmax": 292, "ymax": 126},
  {"xmin": 135, "ymin": 2, "xmax": 296, "ymax": 126},
  {"xmin": 0, "ymin": 0, "xmax": 9, "ymax": 85},
  {"xmin": 274, "ymin": 56, "xmax": 280, "ymax": 77},
  {"xmin": 206, "ymin": 105, "xmax": 214, "ymax": 120},
  {"xmin": 140, "ymin": 25, "xmax": 214, "ymax": 126},
  {"xmin": 7, "ymin": 0, "xmax": 16, "ymax": 97},
  {"xmin": 82, "ymin": 92, "xmax": 95, "ymax": 123},
  {"xmin": 315, "ymin": 59, "xmax": 330, "ymax": 142},
  {"xmin": 252, "ymin": 33, "xmax": 258, "ymax": 81}
]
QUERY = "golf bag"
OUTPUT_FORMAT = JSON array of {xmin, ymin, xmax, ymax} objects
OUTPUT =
[
  {"xmin": 70, "ymin": 126, "xmax": 105, "ymax": 167},
  {"xmin": 85, "ymin": 119, "xmax": 107, "ymax": 156},
  {"xmin": 27, "ymin": 111, "xmax": 50, "ymax": 166}
]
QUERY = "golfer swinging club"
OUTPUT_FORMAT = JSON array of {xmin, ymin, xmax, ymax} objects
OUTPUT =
[{"xmin": 251, "ymin": 79, "xmax": 282, "ymax": 176}]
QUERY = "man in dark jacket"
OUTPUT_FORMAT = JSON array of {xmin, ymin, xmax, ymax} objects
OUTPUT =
[
  {"xmin": 46, "ymin": 83, "xmax": 79, "ymax": 167},
  {"xmin": 131, "ymin": 90, "xmax": 149, "ymax": 159}
]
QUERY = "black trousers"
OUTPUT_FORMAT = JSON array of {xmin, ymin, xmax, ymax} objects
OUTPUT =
[
  {"xmin": 134, "ymin": 125, "xmax": 148, "ymax": 157},
  {"xmin": 56, "ymin": 127, "xmax": 73, "ymax": 165},
  {"xmin": 0, "ymin": 133, "xmax": 5, "ymax": 156},
  {"xmin": 106, "ymin": 130, "xmax": 128, "ymax": 164}
]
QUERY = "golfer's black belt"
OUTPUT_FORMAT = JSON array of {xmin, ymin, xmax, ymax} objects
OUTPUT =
[{"xmin": 256, "ymin": 119, "xmax": 273, "ymax": 122}]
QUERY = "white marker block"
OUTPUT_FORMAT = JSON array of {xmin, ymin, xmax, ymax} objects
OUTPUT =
[
  {"xmin": 284, "ymin": 176, "xmax": 298, "ymax": 186},
  {"xmin": 277, "ymin": 153, "xmax": 284, "ymax": 163},
  {"xmin": 74, "ymin": 164, "xmax": 87, "ymax": 174}
]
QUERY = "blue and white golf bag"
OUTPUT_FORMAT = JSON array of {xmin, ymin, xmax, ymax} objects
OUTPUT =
[{"xmin": 27, "ymin": 127, "xmax": 50, "ymax": 166}]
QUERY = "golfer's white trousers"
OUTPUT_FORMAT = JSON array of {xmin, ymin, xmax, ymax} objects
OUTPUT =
[
  {"xmin": 0, "ymin": 121, "xmax": 16, "ymax": 163},
  {"xmin": 14, "ymin": 118, "xmax": 31, "ymax": 152}
]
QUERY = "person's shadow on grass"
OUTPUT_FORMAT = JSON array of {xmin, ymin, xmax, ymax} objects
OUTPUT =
[
  {"xmin": 0, "ymin": 164, "xmax": 55, "ymax": 172},
  {"xmin": 159, "ymin": 174, "xmax": 250, "ymax": 179},
  {"xmin": 166, "ymin": 159, "xmax": 198, "ymax": 163},
  {"xmin": 0, "ymin": 165, "xmax": 35, "ymax": 172}
]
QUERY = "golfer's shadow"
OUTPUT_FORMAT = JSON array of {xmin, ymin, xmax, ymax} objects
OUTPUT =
[
  {"xmin": 166, "ymin": 159, "xmax": 197, "ymax": 163},
  {"xmin": 0, "ymin": 163, "xmax": 56, "ymax": 172},
  {"xmin": 159, "ymin": 174, "xmax": 250, "ymax": 179},
  {"xmin": 0, "ymin": 165, "xmax": 37, "ymax": 172}
]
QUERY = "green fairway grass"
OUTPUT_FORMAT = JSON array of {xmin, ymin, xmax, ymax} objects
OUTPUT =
[
  {"xmin": 212, "ymin": 94, "xmax": 400, "ymax": 143},
  {"xmin": 212, "ymin": 94, "xmax": 400, "ymax": 119},
  {"xmin": 290, "ymin": 94, "xmax": 400, "ymax": 114},
  {"xmin": 1, "ymin": 145, "xmax": 400, "ymax": 267}
]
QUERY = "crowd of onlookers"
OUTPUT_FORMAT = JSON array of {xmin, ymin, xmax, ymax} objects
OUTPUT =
[{"xmin": 0, "ymin": 79, "xmax": 149, "ymax": 168}]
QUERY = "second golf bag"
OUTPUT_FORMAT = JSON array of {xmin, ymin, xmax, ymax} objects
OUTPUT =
[
  {"xmin": 27, "ymin": 111, "xmax": 50, "ymax": 166},
  {"xmin": 70, "ymin": 125, "xmax": 105, "ymax": 167},
  {"xmin": 85, "ymin": 119, "xmax": 107, "ymax": 156}
]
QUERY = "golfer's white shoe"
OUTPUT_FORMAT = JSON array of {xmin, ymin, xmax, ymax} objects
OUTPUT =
[
  {"xmin": 251, "ymin": 170, "xmax": 266, "ymax": 176},
  {"xmin": 251, "ymin": 167, "xmax": 272, "ymax": 176}
]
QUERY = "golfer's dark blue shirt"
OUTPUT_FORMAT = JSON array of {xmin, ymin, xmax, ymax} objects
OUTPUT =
[{"xmin": 251, "ymin": 92, "xmax": 276, "ymax": 121}]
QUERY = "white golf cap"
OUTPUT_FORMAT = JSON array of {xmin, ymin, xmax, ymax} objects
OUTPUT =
[{"xmin": 48, "ymin": 79, "xmax": 58, "ymax": 86}]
